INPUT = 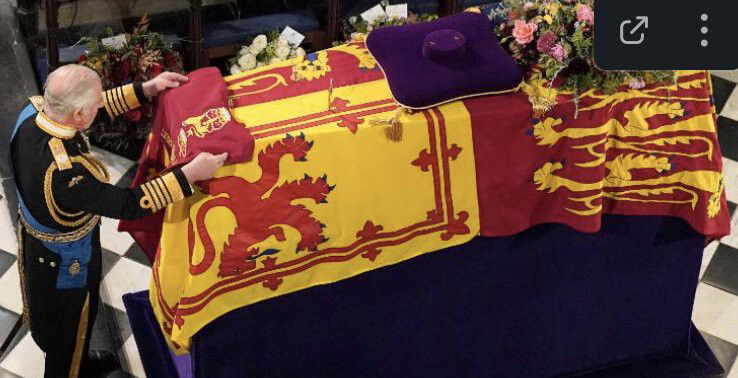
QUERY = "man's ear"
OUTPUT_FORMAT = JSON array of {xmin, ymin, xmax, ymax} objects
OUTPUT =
[{"xmin": 72, "ymin": 107, "xmax": 85, "ymax": 122}]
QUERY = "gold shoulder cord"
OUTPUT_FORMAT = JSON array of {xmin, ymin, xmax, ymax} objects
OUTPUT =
[
  {"xmin": 43, "ymin": 155, "xmax": 109, "ymax": 228},
  {"xmin": 44, "ymin": 163, "xmax": 93, "ymax": 228}
]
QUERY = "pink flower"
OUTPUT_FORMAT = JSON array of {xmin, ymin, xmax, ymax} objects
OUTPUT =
[
  {"xmin": 523, "ymin": 2, "xmax": 535, "ymax": 10},
  {"xmin": 537, "ymin": 31, "xmax": 558, "ymax": 53},
  {"xmin": 629, "ymin": 78, "xmax": 646, "ymax": 89},
  {"xmin": 549, "ymin": 43, "xmax": 567, "ymax": 62},
  {"xmin": 512, "ymin": 20, "xmax": 539, "ymax": 45},
  {"xmin": 576, "ymin": 5, "xmax": 594, "ymax": 24}
]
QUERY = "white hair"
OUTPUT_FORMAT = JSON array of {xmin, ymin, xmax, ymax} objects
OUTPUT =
[{"xmin": 43, "ymin": 64, "xmax": 101, "ymax": 117}]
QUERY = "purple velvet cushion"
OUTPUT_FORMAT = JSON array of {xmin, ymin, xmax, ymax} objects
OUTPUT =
[{"xmin": 366, "ymin": 12, "xmax": 522, "ymax": 109}]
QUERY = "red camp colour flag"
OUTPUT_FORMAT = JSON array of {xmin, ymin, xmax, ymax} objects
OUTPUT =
[
  {"xmin": 119, "ymin": 67, "xmax": 255, "ymax": 260},
  {"xmin": 466, "ymin": 71, "xmax": 730, "ymax": 239}
]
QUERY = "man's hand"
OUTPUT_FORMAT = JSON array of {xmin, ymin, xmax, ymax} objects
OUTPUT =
[
  {"xmin": 181, "ymin": 152, "xmax": 228, "ymax": 183},
  {"xmin": 142, "ymin": 72, "xmax": 189, "ymax": 97}
]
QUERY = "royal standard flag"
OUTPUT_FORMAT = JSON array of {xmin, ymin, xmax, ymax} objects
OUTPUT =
[{"xmin": 150, "ymin": 40, "xmax": 480, "ymax": 352}]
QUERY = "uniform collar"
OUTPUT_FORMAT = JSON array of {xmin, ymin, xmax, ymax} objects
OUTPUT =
[{"xmin": 35, "ymin": 111, "xmax": 77, "ymax": 139}]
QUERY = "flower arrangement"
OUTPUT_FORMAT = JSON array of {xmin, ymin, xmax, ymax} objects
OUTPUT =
[
  {"xmin": 339, "ymin": 2, "xmax": 438, "ymax": 44},
  {"xmin": 229, "ymin": 30, "xmax": 306, "ymax": 75},
  {"xmin": 493, "ymin": 0, "xmax": 674, "ymax": 95},
  {"xmin": 77, "ymin": 16, "xmax": 184, "ymax": 157}
]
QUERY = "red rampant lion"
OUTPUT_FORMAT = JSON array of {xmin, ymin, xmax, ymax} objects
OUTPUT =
[{"xmin": 188, "ymin": 133, "xmax": 333, "ymax": 278}]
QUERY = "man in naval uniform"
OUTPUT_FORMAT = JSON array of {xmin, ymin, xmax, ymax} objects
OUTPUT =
[{"xmin": 10, "ymin": 64, "xmax": 228, "ymax": 377}]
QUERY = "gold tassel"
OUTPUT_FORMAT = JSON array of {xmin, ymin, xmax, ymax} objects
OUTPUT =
[
  {"xmin": 370, "ymin": 107, "xmax": 407, "ymax": 142},
  {"xmin": 521, "ymin": 80, "xmax": 559, "ymax": 118}
]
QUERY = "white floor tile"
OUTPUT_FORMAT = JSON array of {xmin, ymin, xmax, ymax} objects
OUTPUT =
[
  {"xmin": 0, "ymin": 262, "xmax": 23, "ymax": 315},
  {"xmin": 721, "ymin": 87, "xmax": 738, "ymax": 121},
  {"xmin": 723, "ymin": 158, "xmax": 738, "ymax": 205},
  {"xmin": 99, "ymin": 217, "xmax": 134, "ymax": 256},
  {"xmin": 100, "ymin": 258, "xmax": 151, "ymax": 311},
  {"xmin": 700, "ymin": 241, "xmax": 720, "ymax": 279},
  {"xmin": 693, "ymin": 283, "xmax": 738, "ymax": 332},
  {"xmin": 0, "ymin": 333, "xmax": 45, "ymax": 378},
  {"xmin": 721, "ymin": 215, "xmax": 738, "ymax": 250},
  {"xmin": 118, "ymin": 335, "xmax": 146, "ymax": 378},
  {"xmin": 707, "ymin": 297, "xmax": 738, "ymax": 346},
  {"xmin": 0, "ymin": 198, "xmax": 17, "ymax": 255},
  {"xmin": 729, "ymin": 359, "xmax": 738, "ymax": 378},
  {"xmin": 90, "ymin": 147, "xmax": 134, "ymax": 185},
  {"xmin": 713, "ymin": 70, "xmax": 738, "ymax": 84}
]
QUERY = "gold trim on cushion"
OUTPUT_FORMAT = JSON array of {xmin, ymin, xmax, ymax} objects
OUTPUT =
[
  {"xmin": 36, "ymin": 112, "xmax": 76, "ymax": 139},
  {"xmin": 68, "ymin": 294, "xmax": 90, "ymax": 378},
  {"xmin": 162, "ymin": 172, "xmax": 188, "ymax": 202}
]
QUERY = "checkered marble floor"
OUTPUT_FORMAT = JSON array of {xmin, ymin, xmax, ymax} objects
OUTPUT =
[{"xmin": 2, "ymin": 72, "xmax": 738, "ymax": 377}]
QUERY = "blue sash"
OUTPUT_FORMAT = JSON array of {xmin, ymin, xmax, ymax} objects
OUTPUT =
[{"xmin": 12, "ymin": 104, "xmax": 92, "ymax": 289}]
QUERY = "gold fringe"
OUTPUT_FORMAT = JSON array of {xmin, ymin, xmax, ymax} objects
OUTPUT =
[{"xmin": 370, "ymin": 107, "xmax": 408, "ymax": 142}]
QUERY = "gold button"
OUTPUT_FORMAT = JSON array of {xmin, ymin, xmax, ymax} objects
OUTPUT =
[
  {"xmin": 38, "ymin": 257, "xmax": 45, "ymax": 264},
  {"xmin": 50, "ymin": 261, "xmax": 56, "ymax": 268}
]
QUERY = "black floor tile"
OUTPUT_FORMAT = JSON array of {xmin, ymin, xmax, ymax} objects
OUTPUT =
[
  {"xmin": 728, "ymin": 202, "xmax": 737, "ymax": 219},
  {"xmin": 712, "ymin": 75, "xmax": 738, "ymax": 115},
  {"xmin": 115, "ymin": 164, "xmax": 139, "ymax": 188},
  {"xmin": 124, "ymin": 244, "xmax": 151, "ymax": 268},
  {"xmin": 717, "ymin": 117, "xmax": 738, "ymax": 162},
  {"xmin": 702, "ymin": 332, "xmax": 738, "ymax": 376},
  {"xmin": 0, "ymin": 325, "xmax": 28, "ymax": 363},
  {"xmin": 0, "ymin": 306, "xmax": 20, "ymax": 353},
  {"xmin": 703, "ymin": 244, "xmax": 738, "ymax": 295},
  {"xmin": 101, "ymin": 303, "xmax": 132, "ymax": 348},
  {"xmin": 0, "ymin": 250, "xmax": 15, "ymax": 278},
  {"xmin": 101, "ymin": 248, "xmax": 121, "ymax": 281}
]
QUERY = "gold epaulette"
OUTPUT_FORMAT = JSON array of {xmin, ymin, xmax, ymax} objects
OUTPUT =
[
  {"xmin": 29, "ymin": 96, "xmax": 44, "ymax": 111},
  {"xmin": 48, "ymin": 138, "xmax": 72, "ymax": 171},
  {"xmin": 103, "ymin": 84, "xmax": 141, "ymax": 118}
]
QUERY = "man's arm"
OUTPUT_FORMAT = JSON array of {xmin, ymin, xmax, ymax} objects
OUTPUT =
[
  {"xmin": 51, "ymin": 152, "xmax": 227, "ymax": 220},
  {"xmin": 102, "ymin": 72, "xmax": 189, "ymax": 119},
  {"xmin": 102, "ymin": 82, "xmax": 145, "ymax": 119}
]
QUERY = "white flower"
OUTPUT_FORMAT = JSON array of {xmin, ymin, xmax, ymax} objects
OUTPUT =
[
  {"xmin": 348, "ymin": 16, "xmax": 357, "ymax": 25},
  {"xmin": 252, "ymin": 34, "xmax": 268, "ymax": 50},
  {"xmin": 249, "ymin": 44, "xmax": 263, "ymax": 55},
  {"xmin": 294, "ymin": 47, "xmax": 306, "ymax": 58},
  {"xmin": 275, "ymin": 46, "xmax": 290, "ymax": 59},
  {"xmin": 238, "ymin": 53, "xmax": 257, "ymax": 70},
  {"xmin": 229, "ymin": 64, "xmax": 242, "ymax": 75},
  {"xmin": 257, "ymin": 62, "xmax": 265, "ymax": 68},
  {"xmin": 277, "ymin": 36, "xmax": 289, "ymax": 47},
  {"xmin": 269, "ymin": 57, "xmax": 282, "ymax": 65}
]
